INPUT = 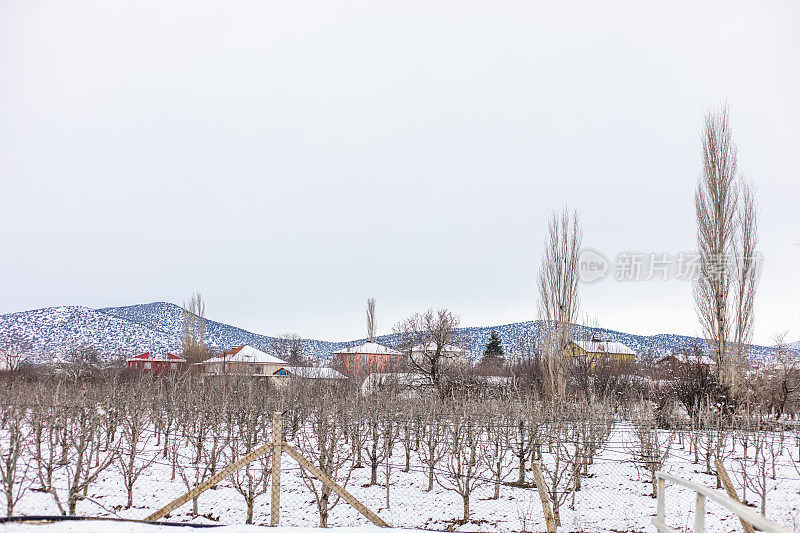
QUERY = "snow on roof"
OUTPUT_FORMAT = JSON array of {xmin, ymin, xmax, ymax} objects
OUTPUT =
[
  {"xmin": 571, "ymin": 340, "xmax": 635, "ymax": 356},
  {"xmin": 285, "ymin": 366, "xmax": 346, "ymax": 379},
  {"xmin": 411, "ymin": 343, "xmax": 467, "ymax": 354},
  {"xmin": 361, "ymin": 372, "xmax": 432, "ymax": 388},
  {"xmin": 200, "ymin": 345, "xmax": 287, "ymax": 365},
  {"xmin": 656, "ymin": 352, "xmax": 716, "ymax": 366},
  {"xmin": 126, "ymin": 352, "xmax": 185, "ymax": 362},
  {"xmin": 331, "ymin": 342, "xmax": 403, "ymax": 356}
]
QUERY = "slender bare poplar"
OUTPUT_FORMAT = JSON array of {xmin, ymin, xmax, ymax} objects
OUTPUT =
[
  {"xmin": 694, "ymin": 104, "xmax": 759, "ymax": 392},
  {"xmin": 366, "ymin": 297, "xmax": 377, "ymax": 342},
  {"xmin": 732, "ymin": 179, "xmax": 759, "ymax": 377},
  {"xmin": 536, "ymin": 208, "xmax": 582, "ymax": 399},
  {"xmin": 182, "ymin": 293, "xmax": 208, "ymax": 363}
]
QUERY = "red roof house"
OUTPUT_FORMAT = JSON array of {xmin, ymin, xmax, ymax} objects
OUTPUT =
[{"xmin": 126, "ymin": 352, "xmax": 186, "ymax": 374}]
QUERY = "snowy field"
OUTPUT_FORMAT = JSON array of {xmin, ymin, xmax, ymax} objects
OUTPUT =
[
  {"xmin": 6, "ymin": 423, "xmax": 800, "ymax": 532},
  {"xmin": 2, "ymin": 522, "xmax": 422, "ymax": 533}
]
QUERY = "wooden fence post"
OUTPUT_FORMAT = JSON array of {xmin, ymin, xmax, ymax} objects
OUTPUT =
[
  {"xmin": 145, "ymin": 440, "xmax": 272, "ymax": 521},
  {"xmin": 283, "ymin": 444, "xmax": 389, "ymax": 527},
  {"xmin": 715, "ymin": 459, "xmax": 755, "ymax": 533},
  {"xmin": 656, "ymin": 476, "xmax": 665, "ymax": 523},
  {"xmin": 695, "ymin": 493, "xmax": 706, "ymax": 532},
  {"xmin": 271, "ymin": 411, "xmax": 282, "ymax": 527},
  {"xmin": 531, "ymin": 461, "xmax": 556, "ymax": 533}
]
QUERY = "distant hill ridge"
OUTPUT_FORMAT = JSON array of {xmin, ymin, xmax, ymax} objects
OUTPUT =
[{"xmin": 0, "ymin": 301, "xmax": 786, "ymax": 364}]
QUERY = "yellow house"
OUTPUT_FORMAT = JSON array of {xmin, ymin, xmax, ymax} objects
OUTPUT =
[{"xmin": 563, "ymin": 339, "xmax": 636, "ymax": 367}]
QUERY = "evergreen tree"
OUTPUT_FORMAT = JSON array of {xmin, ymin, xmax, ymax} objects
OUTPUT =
[{"xmin": 483, "ymin": 331, "xmax": 504, "ymax": 358}]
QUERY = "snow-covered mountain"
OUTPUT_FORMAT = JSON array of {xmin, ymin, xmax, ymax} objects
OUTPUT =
[{"xmin": 0, "ymin": 301, "xmax": 784, "ymax": 364}]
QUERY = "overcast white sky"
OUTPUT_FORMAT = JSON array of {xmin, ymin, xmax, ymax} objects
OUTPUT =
[{"xmin": 1, "ymin": 0, "xmax": 798, "ymax": 345}]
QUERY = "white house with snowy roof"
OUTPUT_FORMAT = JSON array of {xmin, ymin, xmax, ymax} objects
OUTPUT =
[
  {"xmin": 197, "ymin": 345, "xmax": 288, "ymax": 377},
  {"xmin": 409, "ymin": 342, "xmax": 470, "ymax": 369},
  {"xmin": 564, "ymin": 339, "xmax": 636, "ymax": 365}
]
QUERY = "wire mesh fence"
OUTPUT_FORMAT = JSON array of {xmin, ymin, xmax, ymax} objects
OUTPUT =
[{"xmin": 2, "ymin": 383, "xmax": 800, "ymax": 532}]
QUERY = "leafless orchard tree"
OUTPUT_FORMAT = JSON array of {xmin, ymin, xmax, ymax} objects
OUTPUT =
[
  {"xmin": 115, "ymin": 383, "xmax": 157, "ymax": 509},
  {"xmin": 416, "ymin": 399, "xmax": 448, "ymax": 491},
  {"xmin": 394, "ymin": 309, "xmax": 461, "ymax": 396},
  {"xmin": 694, "ymin": 104, "xmax": 759, "ymax": 393},
  {"xmin": 177, "ymin": 383, "xmax": 213, "ymax": 517},
  {"xmin": 743, "ymin": 430, "xmax": 772, "ymax": 516},
  {"xmin": 29, "ymin": 386, "xmax": 67, "ymax": 514},
  {"xmin": 362, "ymin": 397, "xmax": 388, "ymax": 486},
  {"xmin": 539, "ymin": 404, "xmax": 582, "ymax": 526},
  {"xmin": 437, "ymin": 405, "xmax": 486, "ymax": 523},
  {"xmin": 296, "ymin": 391, "xmax": 354, "ymax": 528},
  {"xmin": 229, "ymin": 396, "xmax": 272, "ymax": 524},
  {"xmin": 0, "ymin": 399, "xmax": 31, "ymax": 515},
  {"xmin": 62, "ymin": 395, "xmax": 119, "ymax": 514},
  {"xmin": 536, "ymin": 208, "xmax": 582, "ymax": 399},
  {"xmin": 506, "ymin": 397, "xmax": 541, "ymax": 485},
  {"xmin": 628, "ymin": 402, "xmax": 672, "ymax": 498},
  {"xmin": 482, "ymin": 411, "xmax": 514, "ymax": 499}
]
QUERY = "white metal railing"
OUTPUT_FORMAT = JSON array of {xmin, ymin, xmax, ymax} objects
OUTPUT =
[{"xmin": 653, "ymin": 471, "xmax": 796, "ymax": 533}]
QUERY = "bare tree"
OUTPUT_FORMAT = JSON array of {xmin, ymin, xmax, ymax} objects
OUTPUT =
[
  {"xmin": 732, "ymin": 179, "xmax": 759, "ymax": 374},
  {"xmin": 628, "ymin": 402, "xmax": 672, "ymax": 498},
  {"xmin": 416, "ymin": 400, "xmax": 447, "ymax": 491},
  {"xmin": 394, "ymin": 309, "xmax": 461, "ymax": 395},
  {"xmin": 762, "ymin": 334, "xmax": 800, "ymax": 418},
  {"xmin": 537, "ymin": 208, "xmax": 582, "ymax": 398},
  {"xmin": 482, "ymin": 413, "xmax": 514, "ymax": 499},
  {"xmin": 0, "ymin": 401, "xmax": 31, "ymax": 515},
  {"xmin": 437, "ymin": 407, "xmax": 486, "ymax": 523},
  {"xmin": 115, "ymin": 384, "xmax": 156, "ymax": 509},
  {"xmin": 694, "ymin": 104, "xmax": 759, "ymax": 393},
  {"xmin": 362, "ymin": 397, "xmax": 388, "ymax": 486},
  {"xmin": 296, "ymin": 392, "xmax": 354, "ymax": 527},
  {"xmin": 269, "ymin": 333, "xmax": 307, "ymax": 366},
  {"xmin": 230, "ymin": 399, "xmax": 271, "ymax": 524},
  {"xmin": 0, "ymin": 336, "xmax": 30, "ymax": 372},
  {"xmin": 63, "ymin": 398, "xmax": 119, "ymax": 514},
  {"xmin": 366, "ymin": 297, "xmax": 377, "ymax": 342},
  {"xmin": 182, "ymin": 293, "xmax": 208, "ymax": 363}
]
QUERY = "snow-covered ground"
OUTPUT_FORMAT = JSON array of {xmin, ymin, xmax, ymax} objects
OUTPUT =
[
  {"xmin": 7, "ymin": 424, "xmax": 800, "ymax": 532},
  {"xmin": 2, "ymin": 522, "xmax": 422, "ymax": 533}
]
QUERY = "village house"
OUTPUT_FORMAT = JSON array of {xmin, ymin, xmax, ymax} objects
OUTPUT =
[
  {"xmin": 331, "ymin": 341, "xmax": 404, "ymax": 375},
  {"xmin": 563, "ymin": 339, "xmax": 636, "ymax": 366},
  {"xmin": 271, "ymin": 366, "xmax": 347, "ymax": 387},
  {"xmin": 197, "ymin": 344, "xmax": 288, "ymax": 377},
  {"xmin": 360, "ymin": 372, "xmax": 433, "ymax": 398},
  {"xmin": 126, "ymin": 352, "xmax": 186, "ymax": 373},
  {"xmin": 655, "ymin": 350, "xmax": 716, "ymax": 370},
  {"xmin": 409, "ymin": 343, "xmax": 470, "ymax": 369}
]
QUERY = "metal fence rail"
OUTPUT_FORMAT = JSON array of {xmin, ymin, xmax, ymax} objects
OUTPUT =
[{"xmin": 653, "ymin": 471, "xmax": 795, "ymax": 533}]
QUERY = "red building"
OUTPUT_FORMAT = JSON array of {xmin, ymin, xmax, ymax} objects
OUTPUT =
[
  {"xmin": 331, "ymin": 342, "xmax": 405, "ymax": 375},
  {"xmin": 126, "ymin": 352, "xmax": 186, "ymax": 374}
]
